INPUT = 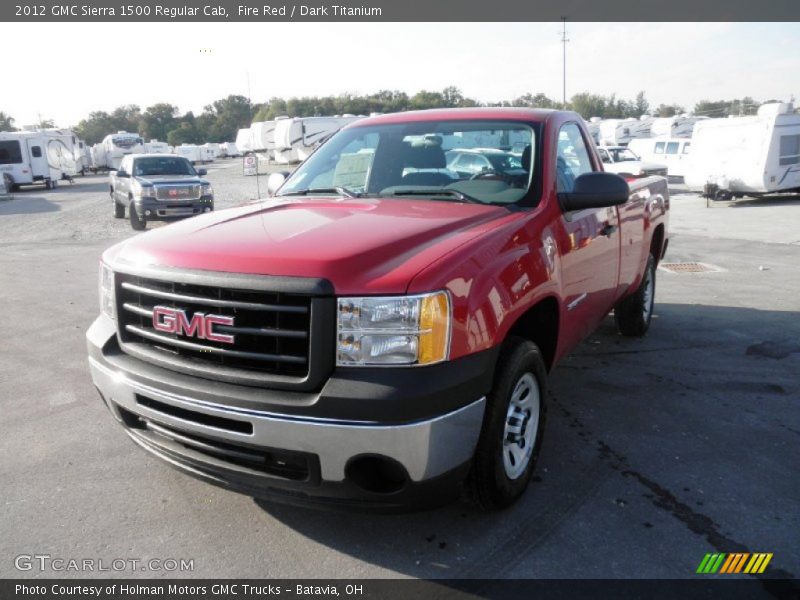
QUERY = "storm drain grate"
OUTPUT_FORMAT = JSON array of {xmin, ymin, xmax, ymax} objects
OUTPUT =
[{"xmin": 659, "ymin": 262, "xmax": 723, "ymax": 273}]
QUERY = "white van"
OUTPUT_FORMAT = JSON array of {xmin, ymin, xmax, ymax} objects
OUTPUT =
[
  {"xmin": 0, "ymin": 132, "xmax": 63, "ymax": 189},
  {"xmin": 628, "ymin": 138, "xmax": 693, "ymax": 179}
]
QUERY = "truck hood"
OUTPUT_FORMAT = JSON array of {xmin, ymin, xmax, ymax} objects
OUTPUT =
[
  {"xmin": 134, "ymin": 174, "xmax": 208, "ymax": 185},
  {"xmin": 106, "ymin": 196, "xmax": 514, "ymax": 295}
]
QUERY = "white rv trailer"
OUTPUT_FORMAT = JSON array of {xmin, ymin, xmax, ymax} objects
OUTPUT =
[
  {"xmin": 201, "ymin": 143, "xmax": 220, "ymax": 160},
  {"xmin": 219, "ymin": 142, "xmax": 240, "ymax": 158},
  {"xmin": 684, "ymin": 102, "xmax": 800, "ymax": 197},
  {"xmin": 198, "ymin": 145, "xmax": 214, "ymax": 163},
  {"xmin": 144, "ymin": 139, "xmax": 171, "ymax": 154},
  {"xmin": 650, "ymin": 115, "xmax": 707, "ymax": 139},
  {"xmin": 235, "ymin": 128, "xmax": 253, "ymax": 153},
  {"xmin": 175, "ymin": 144, "xmax": 203, "ymax": 164},
  {"xmin": 35, "ymin": 128, "xmax": 88, "ymax": 176},
  {"xmin": 250, "ymin": 120, "xmax": 281, "ymax": 153},
  {"xmin": 90, "ymin": 143, "xmax": 107, "ymax": 171},
  {"xmin": 628, "ymin": 137, "xmax": 692, "ymax": 179},
  {"xmin": 597, "ymin": 118, "xmax": 652, "ymax": 146},
  {"xmin": 0, "ymin": 131, "xmax": 63, "ymax": 189},
  {"xmin": 273, "ymin": 116, "xmax": 364, "ymax": 164},
  {"xmin": 100, "ymin": 131, "xmax": 144, "ymax": 170}
]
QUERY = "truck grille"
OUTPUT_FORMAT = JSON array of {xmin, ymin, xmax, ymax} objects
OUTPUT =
[
  {"xmin": 115, "ymin": 272, "xmax": 333, "ymax": 389},
  {"xmin": 155, "ymin": 184, "xmax": 201, "ymax": 201}
]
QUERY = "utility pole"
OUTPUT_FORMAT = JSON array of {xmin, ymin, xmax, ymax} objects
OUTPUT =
[{"xmin": 560, "ymin": 17, "xmax": 569, "ymax": 108}]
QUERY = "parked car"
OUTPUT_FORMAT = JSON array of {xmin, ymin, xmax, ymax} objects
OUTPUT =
[
  {"xmin": 109, "ymin": 154, "xmax": 213, "ymax": 230},
  {"xmin": 596, "ymin": 145, "xmax": 668, "ymax": 178},
  {"xmin": 88, "ymin": 108, "xmax": 669, "ymax": 511},
  {"xmin": 446, "ymin": 147, "xmax": 527, "ymax": 180}
]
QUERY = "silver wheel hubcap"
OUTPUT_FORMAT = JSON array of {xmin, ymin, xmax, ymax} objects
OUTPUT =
[
  {"xmin": 502, "ymin": 372, "xmax": 540, "ymax": 480},
  {"xmin": 642, "ymin": 266, "xmax": 654, "ymax": 321}
]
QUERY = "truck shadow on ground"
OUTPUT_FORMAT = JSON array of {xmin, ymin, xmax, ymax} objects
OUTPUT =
[
  {"xmin": 253, "ymin": 303, "xmax": 799, "ymax": 580},
  {"xmin": 0, "ymin": 195, "xmax": 60, "ymax": 216}
]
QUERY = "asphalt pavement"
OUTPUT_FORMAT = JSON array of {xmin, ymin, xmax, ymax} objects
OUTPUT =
[{"xmin": 1, "ymin": 165, "xmax": 797, "ymax": 585}]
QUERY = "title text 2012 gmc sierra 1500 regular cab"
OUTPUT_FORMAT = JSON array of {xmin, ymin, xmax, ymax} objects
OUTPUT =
[
  {"xmin": 109, "ymin": 154, "xmax": 214, "ymax": 231},
  {"xmin": 87, "ymin": 109, "xmax": 668, "ymax": 511}
]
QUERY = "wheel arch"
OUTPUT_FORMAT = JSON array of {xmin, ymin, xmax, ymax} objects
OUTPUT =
[{"xmin": 505, "ymin": 296, "xmax": 560, "ymax": 372}]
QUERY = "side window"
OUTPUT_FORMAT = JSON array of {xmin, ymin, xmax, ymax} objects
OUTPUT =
[
  {"xmin": 598, "ymin": 149, "xmax": 611, "ymax": 164},
  {"xmin": 476, "ymin": 156, "xmax": 491, "ymax": 172},
  {"xmin": 556, "ymin": 122, "xmax": 594, "ymax": 193},
  {"xmin": 654, "ymin": 142, "xmax": 666, "ymax": 154},
  {"xmin": 682, "ymin": 142, "xmax": 691, "ymax": 154},
  {"xmin": 666, "ymin": 142, "xmax": 679, "ymax": 155},
  {"xmin": 779, "ymin": 135, "xmax": 800, "ymax": 166},
  {"xmin": 31, "ymin": 146, "xmax": 42, "ymax": 158}
]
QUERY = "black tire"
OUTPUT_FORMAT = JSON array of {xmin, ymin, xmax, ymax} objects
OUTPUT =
[
  {"xmin": 468, "ymin": 337, "xmax": 548, "ymax": 510},
  {"xmin": 614, "ymin": 253, "xmax": 656, "ymax": 337},
  {"xmin": 45, "ymin": 179, "xmax": 52, "ymax": 190},
  {"xmin": 129, "ymin": 201, "xmax": 146, "ymax": 231},
  {"xmin": 113, "ymin": 199, "xmax": 125, "ymax": 218}
]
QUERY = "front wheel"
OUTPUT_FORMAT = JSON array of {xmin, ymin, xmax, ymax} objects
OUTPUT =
[
  {"xmin": 468, "ymin": 337, "xmax": 548, "ymax": 510},
  {"xmin": 614, "ymin": 253, "xmax": 656, "ymax": 337},
  {"xmin": 129, "ymin": 202, "xmax": 146, "ymax": 230}
]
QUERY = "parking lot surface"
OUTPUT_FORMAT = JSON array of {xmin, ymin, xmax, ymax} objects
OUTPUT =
[{"xmin": 1, "ymin": 162, "xmax": 797, "ymax": 582}]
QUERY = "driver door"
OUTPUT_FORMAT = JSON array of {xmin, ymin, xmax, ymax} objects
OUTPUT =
[{"xmin": 556, "ymin": 122, "xmax": 622, "ymax": 345}]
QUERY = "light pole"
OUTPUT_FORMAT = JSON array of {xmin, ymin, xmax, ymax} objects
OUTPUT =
[{"xmin": 560, "ymin": 17, "xmax": 569, "ymax": 108}]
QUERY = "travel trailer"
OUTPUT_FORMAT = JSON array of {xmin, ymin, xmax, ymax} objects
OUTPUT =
[
  {"xmin": 99, "ymin": 132, "xmax": 144, "ymax": 170},
  {"xmin": 35, "ymin": 128, "xmax": 87, "ymax": 176},
  {"xmin": 235, "ymin": 128, "xmax": 253, "ymax": 153},
  {"xmin": 273, "ymin": 116, "xmax": 363, "ymax": 164},
  {"xmin": 250, "ymin": 119, "xmax": 282, "ymax": 154},
  {"xmin": 175, "ymin": 144, "xmax": 202, "ymax": 164},
  {"xmin": 201, "ymin": 143, "xmax": 220, "ymax": 160},
  {"xmin": 219, "ymin": 142, "xmax": 240, "ymax": 157},
  {"xmin": 650, "ymin": 115, "xmax": 706, "ymax": 139},
  {"xmin": 0, "ymin": 131, "xmax": 63, "ymax": 189},
  {"xmin": 144, "ymin": 140, "xmax": 171, "ymax": 154},
  {"xmin": 198, "ymin": 145, "xmax": 214, "ymax": 163},
  {"xmin": 597, "ymin": 117, "xmax": 653, "ymax": 146},
  {"xmin": 628, "ymin": 137, "xmax": 692, "ymax": 179},
  {"xmin": 684, "ymin": 102, "xmax": 800, "ymax": 198}
]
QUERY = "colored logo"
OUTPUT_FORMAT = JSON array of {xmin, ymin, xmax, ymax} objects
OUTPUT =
[{"xmin": 696, "ymin": 553, "xmax": 773, "ymax": 575}]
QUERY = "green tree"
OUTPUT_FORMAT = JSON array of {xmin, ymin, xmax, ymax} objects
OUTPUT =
[
  {"xmin": 140, "ymin": 103, "xmax": 178, "ymax": 141},
  {"xmin": 654, "ymin": 103, "xmax": 684, "ymax": 117},
  {"xmin": 634, "ymin": 91, "xmax": 650, "ymax": 116},
  {"xmin": 167, "ymin": 121, "xmax": 200, "ymax": 146},
  {"xmin": 0, "ymin": 112, "xmax": 15, "ymax": 131}
]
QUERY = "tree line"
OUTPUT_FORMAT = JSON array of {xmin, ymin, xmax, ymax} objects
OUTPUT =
[{"xmin": 0, "ymin": 88, "xmax": 784, "ymax": 145}]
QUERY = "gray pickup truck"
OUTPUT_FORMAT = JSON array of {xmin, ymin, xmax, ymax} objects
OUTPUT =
[{"xmin": 109, "ymin": 154, "xmax": 214, "ymax": 230}]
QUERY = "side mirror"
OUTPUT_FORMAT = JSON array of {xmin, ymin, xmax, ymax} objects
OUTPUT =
[
  {"xmin": 197, "ymin": 168, "xmax": 207, "ymax": 176},
  {"xmin": 266, "ymin": 171, "xmax": 289, "ymax": 196},
  {"xmin": 558, "ymin": 172, "xmax": 629, "ymax": 211}
]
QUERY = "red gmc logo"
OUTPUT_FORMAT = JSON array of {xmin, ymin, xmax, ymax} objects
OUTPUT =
[
  {"xmin": 152, "ymin": 306, "xmax": 235, "ymax": 344},
  {"xmin": 168, "ymin": 189, "xmax": 178, "ymax": 197}
]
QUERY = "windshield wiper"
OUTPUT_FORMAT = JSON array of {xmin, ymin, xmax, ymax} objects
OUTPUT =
[
  {"xmin": 278, "ymin": 187, "xmax": 358, "ymax": 198},
  {"xmin": 387, "ymin": 188, "xmax": 482, "ymax": 204}
]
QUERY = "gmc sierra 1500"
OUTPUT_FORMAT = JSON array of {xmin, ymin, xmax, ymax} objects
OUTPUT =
[
  {"xmin": 87, "ymin": 108, "xmax": 668, "ymax": 511},
  {"xmin": 109, "ymin": 154, "xmax": 214, "ymax": 231}
]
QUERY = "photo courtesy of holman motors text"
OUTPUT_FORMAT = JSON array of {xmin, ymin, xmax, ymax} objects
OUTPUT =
[{"xmin": 0, "ymin": 1, "xmax": 798, "ymax": 599}]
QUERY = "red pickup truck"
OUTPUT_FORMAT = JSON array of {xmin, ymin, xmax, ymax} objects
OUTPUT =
[{"xmin": 87, "ymin": 108, "xmax": 668, "ymax": 511}]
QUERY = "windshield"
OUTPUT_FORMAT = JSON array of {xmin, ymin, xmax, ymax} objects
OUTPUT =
[
  {"xmin": 278, "ymin": 120, "xmax": 537, "ymax": 205},
  {"xmin": 133, "ymin": 156, "xmax": 197, "ymax": 176},
  {"xmin": 610, "ymin": 148, "xmax": 639, "ymax": 162}
]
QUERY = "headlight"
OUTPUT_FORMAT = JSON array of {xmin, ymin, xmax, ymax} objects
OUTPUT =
[
  {"xmin": 337, "ymin": 291, "xmax": 450, "ymax": 366},
  {"xmin": 133, "ymin": 181, "xmax": 155, "ymax": 198},
  {"xmin": 99, "ymin": 262, "xmax": 115, "ymax": 320},
  {"xmin": 202, "ymin": 184, "xmax": 213, "ymax": 196}
]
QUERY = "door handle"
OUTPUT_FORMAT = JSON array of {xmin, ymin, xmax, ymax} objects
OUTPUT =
[{"xmin": 600, "ymin": 224, "xmax": 617, "ymax": 237}]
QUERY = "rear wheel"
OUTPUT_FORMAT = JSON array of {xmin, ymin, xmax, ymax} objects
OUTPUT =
[
  {"xmin": 615, "ymin": 254, "xmax": 656, "ymax": 337},
  {"xmin": 129, "ymin": 201, "xmax": 146, "ymax": 230},
  {"xmin": 468, "ymin": 337, "xmax": 548, "ymax": 510}
]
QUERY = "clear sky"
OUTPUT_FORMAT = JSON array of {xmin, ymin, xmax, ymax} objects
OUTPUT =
[{"xmin": 2, "ymin": 21, "xmax": 798, "ymax": 127}]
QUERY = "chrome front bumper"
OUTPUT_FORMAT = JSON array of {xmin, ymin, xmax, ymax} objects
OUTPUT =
[{"xmin": 87, "ymin": 315, "xmax": 485, "ymax": 486}]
